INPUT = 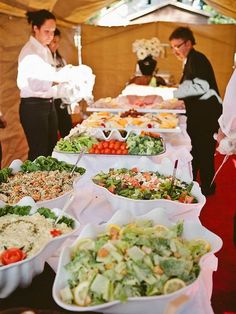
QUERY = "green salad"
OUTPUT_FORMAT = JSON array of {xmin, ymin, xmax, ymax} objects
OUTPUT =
[
  {"xmin": 55, "ymin": 134, "xmax": 98, "ymax": 153},
  {"xmin": 92, "ymin": 168, "xmax": 197, "ymax": 203},
  {"xmin": 60, "ymin": 220, "xmax": 210, "ymax": 306},
  {"xmin": 20, "ymin": 156, "xmax": 85, "ymax": 174}
]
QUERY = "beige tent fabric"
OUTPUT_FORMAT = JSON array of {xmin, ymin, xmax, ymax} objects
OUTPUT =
[
  {"xmin": 82, "ymin": 22, "xmax": 236, "ymax": 101},
  {"xmin": 0, "ymin": 0, "xmax": 236, "ymax": 24},
  {"xmin": 0, "ymin": 12, "xmax": 235, "ymax": 168},
  {"xmin": 204, "ymin": 0, "xmax": 236, "ymax": 19},
  {"xmin": 0, "ymin": 0, "xmax": 117, "ymax": 25},
  {"xmin": 0, "ymin": 13, "xmax": 77, "ymax": 168}
]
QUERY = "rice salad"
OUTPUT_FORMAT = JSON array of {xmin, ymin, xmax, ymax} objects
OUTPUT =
[
  {"xmin": 0, "ymin": 205, "xmax": 75, "ymax": 267},
  {"xmin": 0, "ymin": 156, "xmax": 85, "ymax": 204}
]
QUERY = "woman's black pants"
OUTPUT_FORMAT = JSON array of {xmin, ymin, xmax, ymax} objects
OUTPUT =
[{"xmin": 20, "ymin": 97, "xmax": 58, "ymax": 161}]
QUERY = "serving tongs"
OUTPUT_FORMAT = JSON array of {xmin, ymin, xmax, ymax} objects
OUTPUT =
[
  {"xmin": 169, "ymin": 160, "xmax": 178, "ymax": 196},
  {"xmin": 54, "ymin": 192, "xmax": 75, "ymax": 226},
  {"xmin": 70, "ymin": 147, "xmax": 85, "ymax": 176}
]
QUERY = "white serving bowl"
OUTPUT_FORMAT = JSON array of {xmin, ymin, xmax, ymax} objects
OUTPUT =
[
  {"xmin": 53, "ymin": 208, "xmax": 222, "ymax": 314},
  {"xmin": 0, "ymin": 158, "xmax": 85, "ymax": 209},
  {"xmin": 0, "ymin": 197, "xmax": 80, "ymax": 298},
  {"xmin": 92, "ymin": 158, "xmax": 206, "ymax": 220}
]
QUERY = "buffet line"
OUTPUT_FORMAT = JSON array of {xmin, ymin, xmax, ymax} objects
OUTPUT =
[{"xmin": 0, "ymin": 92, "xmax": 222, "ymax": 314}]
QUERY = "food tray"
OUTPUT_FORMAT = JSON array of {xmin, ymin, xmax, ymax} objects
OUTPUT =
[
  {"xmin": 54, "ymin": 132, "xmax": 166, "ymax": 156},
  {"xmin": 89, "ymin": 127, "xmax": 181, "ymax": 133},
  {"xmin": 87, "ymin": 107, "xmax": 186, "ymax": 114},
  {"xmin": 53, "ymin": 149, "xmax": 166, "ymax": 157}
]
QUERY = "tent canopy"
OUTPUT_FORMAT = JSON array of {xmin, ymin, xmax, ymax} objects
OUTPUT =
[
  {"xmin": 0, "ymin": 0, "xmax": 235, "ymax": 24},
  {"xmin": 0, "ymin": 0, "xmax": 117, "ymax": 26}
]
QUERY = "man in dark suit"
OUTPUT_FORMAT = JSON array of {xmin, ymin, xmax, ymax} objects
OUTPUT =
[{"xmin": 169, "ymin": 27, "xmax": 222, "ymax": 196}]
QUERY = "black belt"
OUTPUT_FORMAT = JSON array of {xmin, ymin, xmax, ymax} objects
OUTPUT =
[{"xmin": 21, "ymin": 97, "xmax": 53, "ymax": 103}]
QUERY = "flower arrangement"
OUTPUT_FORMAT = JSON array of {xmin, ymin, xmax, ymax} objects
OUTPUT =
[{"xmin": 132, "ymin": 37, "xmax": 165, "ymax": 60}]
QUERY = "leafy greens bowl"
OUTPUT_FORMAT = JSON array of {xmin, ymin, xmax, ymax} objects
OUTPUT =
[
  {"xmin": 91, "ymin": 158, "xmax": 206, "ymax": 220},
  {"xmin": 53, "ymin": 208, "xmax": 222, "ymax": 314},
  {"xmin": 0, "ymin": 197, "xmax": 80, "ymax": 298},
  {"xmin": 0, "ymin": 156, "xmax": 86, "ymax": 209}
]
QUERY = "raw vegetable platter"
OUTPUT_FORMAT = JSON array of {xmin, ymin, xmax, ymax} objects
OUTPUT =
[{"xmin": 54, "ymin": 131, "xmax": 166, "ymax": 156}]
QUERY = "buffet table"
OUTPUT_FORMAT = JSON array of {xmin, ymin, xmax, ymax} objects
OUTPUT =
[{"xmin": 0, "ymin": 111, "xmax": 220, "ymax": 314}]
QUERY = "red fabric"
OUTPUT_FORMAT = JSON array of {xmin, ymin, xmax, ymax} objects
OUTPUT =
[{"xmin": 200, "ymin": 154, "xmax": 236, "ymax": 314}]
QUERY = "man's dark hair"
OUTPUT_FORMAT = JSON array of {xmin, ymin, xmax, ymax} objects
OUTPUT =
[{"xmin": 169, "ymin": 27, "xmax": 196, "ymax": 45}]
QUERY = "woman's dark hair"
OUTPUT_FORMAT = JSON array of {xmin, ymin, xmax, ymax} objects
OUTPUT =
[
  {"xmin": 138, "ymin": 55, "xmax": 157, "ymax": 76},
  {"xmin": 51, "ymin": 28, "xmax": 64, "ymax": 67},
  {"xmin": 26, "ymin": 9, "xmax": 55, "ymax": 28},
  {"xmin": 169, "ymin": 27, "xmax": 196, "ymax": 45},
  {"xmin": 54, "ymin": 28, "xmax": 61, "ymax": 37}
]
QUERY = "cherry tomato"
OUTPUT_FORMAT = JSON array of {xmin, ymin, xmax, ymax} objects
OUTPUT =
[
  {"xmin": 97, "ymin": 142, "xmax": 104, "ymax": 150},
  {"xmin": 109, "ymin": 142, "xmax": 115, "ymax": 149},
  {"xmin": 1, "ymin": 248, "xmax": 27, "ymax": 265},
  {"xmin": 114, "ymin": 142, "xmax": 122, "ymax": 150},
  {"xmin": 94, "ymin": 149, "xmax": 100, "ymax": 154},
  {"xmin": 104, "ymin": 148, "xmax": 111, "ymax": 154},
  {"xmin": 116, "ymin": 149, "xmax": 122, "ymax": 155},
  {"xmin": 103, "ymin": 142, "xmax": 109, "ymax": 148},
  {"xmin": 120, "ymin": 143, "xmax": 126, "ymax": 150},
  {"xmin": 89, "ymin": 148, "xmax": 95, "ymax": 154},
  {"xmin": 50, "ymin": 229, "xmax": 62, "ymax": 237}
]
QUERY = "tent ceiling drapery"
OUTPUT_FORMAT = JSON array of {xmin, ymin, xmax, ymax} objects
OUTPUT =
[
  {"xmin": 0, "ymin": 0, "xmax": 117, "ymax": 26},
  {"xmin": 0, "ymin": 0, "xmax": 235, "ymax": 24}
]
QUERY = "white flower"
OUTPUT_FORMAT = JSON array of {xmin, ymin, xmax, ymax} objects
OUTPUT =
[
  {"xmin": 132, "ymin": 37, "xmax": 164, "ymax": 60},
  {"xmin": 137, "ymin": 48, "xmax": 149, "ymax": 60}
]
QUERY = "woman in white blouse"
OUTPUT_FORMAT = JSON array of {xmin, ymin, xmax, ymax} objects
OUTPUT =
[{"xmin": 17, "ymin": 9, "xmax": 61, "ymax": 160}]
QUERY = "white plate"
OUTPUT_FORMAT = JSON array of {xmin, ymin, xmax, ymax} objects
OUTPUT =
[
  {"xmin": 0, "ymin": 197, "xmax": 80, "ymax": 298},
  {"xmin": 53, "ymin": 208, "xmax": 222, "ymax": 314}
]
